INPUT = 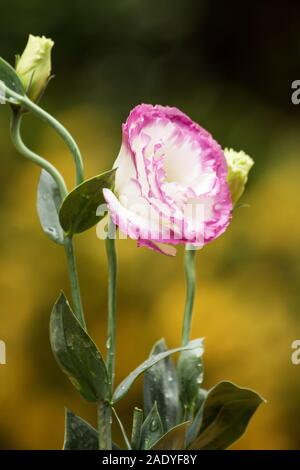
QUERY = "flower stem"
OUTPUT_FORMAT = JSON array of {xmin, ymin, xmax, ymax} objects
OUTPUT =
[
  {"xmin": 181, "ymin": 247, "xmax": 197, "ymax": 346},
  {"xmin": 6, "ymin": 88, "xmax": 84, "ymax": 185},
  {"xmin": 105, "ymin": 217, "xmax": 117, "ymax": 390},
  {"xmin": 10, "ymin": 110, "xmax": 67, "ymax": 198},
  {"xmin": 98, "ymin": 217, "xmax": 117, "ymax": 450},
  {"xmin": 10, "ymin": 110, "xmax": 86, "ymax": 329},
  {"xmin": 97, "ymin": 400, "xmax": 112, "ymax": 450}
]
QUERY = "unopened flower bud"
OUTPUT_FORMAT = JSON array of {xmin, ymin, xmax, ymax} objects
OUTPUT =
[
  {"xmin": 16, "ymin": 34, "xmax": 54, "ymax": 102},
  {"xmin": 224, "ymin": 148, "xmax": 254, "ymax": 205}
]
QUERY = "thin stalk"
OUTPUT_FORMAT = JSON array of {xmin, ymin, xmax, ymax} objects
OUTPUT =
[
  {"xmin": 97, "ymin": 218, "xmax": 118, "ymax": 450},
  {"xmin": 10, "ymin": 110, "xmax": 86, "ymax": 329},
  {"xmin": 10, "ymin": 110, "xmax": 67, "ymax": 198},
  {"xmin": 7, "ymin": 88, "xmax": 84, "ymax": 185},
  {"xmin": 97, "ymin": 400, "xmax": 112, "ymax": 450},
  {"xmin": 105, "ymin": 217, "xmax": 117, "ymax": 389},
  {"xmin": 181, "ymin": 247, "xmax": 197, "ymax": 346},
  {"xmin": 112, "ymin": 407, "xmax": 132, "ymax": 450}
]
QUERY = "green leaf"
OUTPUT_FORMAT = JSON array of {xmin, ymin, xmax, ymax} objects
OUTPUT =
[
  {"xmin": 144, "ymin": 339, "xmax": 179, "ymax": 432},
  {"xmin": 63, "ymin": 409, "xmax": 121, "ymax": 450},
  {"xmin": 140, "ymin": 403, "xmax": 163, "ymax": 450},
  {"xmin": 187, "ymin": 381, "xmax": 265, "ymax": 450},
  {"xmin": 112, "ymin": 340, "xmax": 203, "ymax": 404},
  {"xmin": 59, "ymin": 169, "xmax": 116, "ymax": 235},
  {"xmin": 0, "ymin": 57, "xmax": 25, "ymax": 96},
  {"xmin": 50, "ymin": 293, "xmax": 108, "ymax": 402},
  {"xmin": 63, "ymin": 409, "xmax": 98, "ymax": 450},
  {"xmin": 37, "ymin": 170, "xmax": 64, "ymax": 245},
  {"xmin": 194, "ymin": 387, "xmax": 208, "ymax": 411},
  {"xmin": 177, "ymin": 338, "xmax": 204, "ymax": 418},
  {"xmin": 151, "ymin": 421, "xmax": 190, "ymax": 450},
  {"xmin": 185, "ymin": 388, "xmax": 208, "ymax": 447},
  {"xmin": 131, "ymin": 407, "xmax": 143, "ymax": 450}
]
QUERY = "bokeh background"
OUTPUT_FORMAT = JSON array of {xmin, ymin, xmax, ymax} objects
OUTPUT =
[{"xmin": 0, "ymin": 0, "xmax": 300, "ymax": 450}]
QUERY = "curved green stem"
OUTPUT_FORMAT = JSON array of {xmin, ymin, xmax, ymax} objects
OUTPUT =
[
  {"xmin": 181, "ymin": 247, "xmax": 197, "ymax": 346},
  {"xmin": 7, "ymin": 88, "xmax": 84, "ymax": 185},
  {"xmin": 10, "ymin": 110, "xmax": 67, "ymax": 198},
  {"xmin": 10, "ymin": 110, "xmax": 86, "ymax": 329}
]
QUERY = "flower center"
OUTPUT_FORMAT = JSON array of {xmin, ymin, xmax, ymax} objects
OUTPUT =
[{"xmin": 162, "ymin": 139, "xmax": 201, "ymax": 187}]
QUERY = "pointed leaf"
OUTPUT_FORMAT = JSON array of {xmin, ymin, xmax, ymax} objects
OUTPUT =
[
  {"xmin": 177, "ymin": 338, "xmax": 204, "ymax": 418},
  {"xmin": 63, "ymin": 409, "xmax": 98, "ymax": 450},
  {"xmin": 37, "ymin": 170, "xmax": 64, "ymax": 244},
  {"xmin": 187, "ymin": 381, "xmax": 265, "ymax": 450},
  {"xmin": 59, "ymin": 169, "xmax": 115, "ymax": 235},
  {"xmin": 131, "ymin": 407, "xmax": 143, "ymax": 450},
  {"xmin": 63, "ymin": 409, "xmax": 121, "ymax": 450},
  {"xmin": 0, "ymin": 57, "xmax": 25, "ymax": 96},
  {"xmin": 50, "ymin": 293, "xmax": 108, "ymax": 402},
  {"xmin": 185, "ymin": 388, "xmax": 208, "ymax": 447},
  {"xmin": 140, "ymin": 403, "xmax": 163, "ymax": 450},
  {"xmin": 151, "ymin": 421, "xmax": 190, "ymax": 450},
  {"xmin": 144, "ymin": 339, "xmax": 179, "ymax": 432},
  {"xmin": 112, "ymin": 340, "xmax": 203, "ymax": 404}
]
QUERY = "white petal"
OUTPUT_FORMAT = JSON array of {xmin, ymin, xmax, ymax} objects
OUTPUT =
[{"xmin": 114, "ymin": 142, "xmax": 136, "ymax": 195}]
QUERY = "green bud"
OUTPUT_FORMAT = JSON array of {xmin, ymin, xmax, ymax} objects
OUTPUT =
[
  {"xmin": 16, "ymin": 34, "xmax": 54, "ymax": 102},
  {"xmin": 224, "ymin": 148, "xmax": 254, "ymax": 205}
]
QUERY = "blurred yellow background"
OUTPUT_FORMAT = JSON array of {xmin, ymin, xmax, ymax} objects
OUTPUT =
[{"xmin": 0, "ymin": 0, "xmax": 300, "ymax": 450}]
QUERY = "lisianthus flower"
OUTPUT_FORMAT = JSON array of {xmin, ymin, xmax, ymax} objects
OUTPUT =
[{"xmin": 103, "ymin": 104, "xmax": 232, "ymax": 255}]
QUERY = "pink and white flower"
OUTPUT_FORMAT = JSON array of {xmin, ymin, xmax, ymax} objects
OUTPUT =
[{"xmin": 103, "ymin": 104, "xmax": 232, "ymax": 255}]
